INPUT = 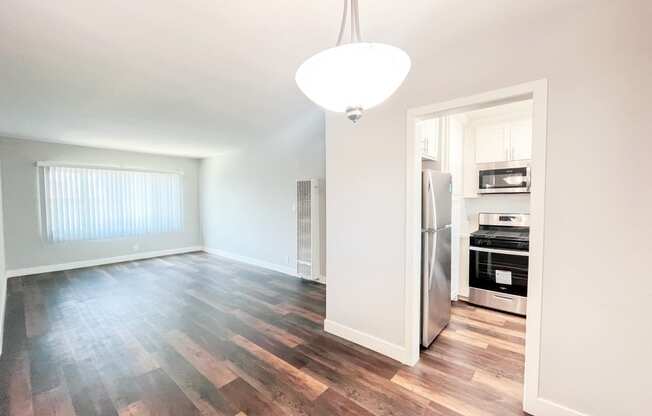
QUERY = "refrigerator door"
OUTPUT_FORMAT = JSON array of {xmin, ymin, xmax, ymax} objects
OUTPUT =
[
  {"xmin": 422, "ymin": 170, "xmax": 452, "ymax": 231},
  {"xmin": 421, "ymin": 170, "xmax": 452, "ymax": 348},
  {"xmin": 421, "ymin": 226, "xmax": 452, "ymax": 347}
]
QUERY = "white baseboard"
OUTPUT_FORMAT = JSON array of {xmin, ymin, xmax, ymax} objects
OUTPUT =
[
  {"xmin": 202, "ymin": 247, "xmax": 325, "ymax": 284},
  {"xmin": 5, "ymin": 246, "xmax": 203, "ymax": 278},
  {"xmin": 324, "ymin": 318, "xmax": 411, "ymax": 365},
  {"xmin": 525, "ymin": 397, "xmax": 588, "ymax": 416},
  {"xmin": 203, "ymin": 247, "xmax": 299, "ymax": 277}
]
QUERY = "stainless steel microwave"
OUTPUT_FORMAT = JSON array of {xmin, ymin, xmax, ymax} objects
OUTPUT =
[{"xmin": 477, "ymin": 161, "xmax": 531, "ymax": 194}]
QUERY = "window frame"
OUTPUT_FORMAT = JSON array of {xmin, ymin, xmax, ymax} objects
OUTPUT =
[{"xmin": 36, "ymin": 162, "xmax": 185, "ymax": 243}]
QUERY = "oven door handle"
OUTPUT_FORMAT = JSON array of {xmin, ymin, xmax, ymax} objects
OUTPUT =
[
  {"xmin": 493, "ymin": 294, "xmax": 515, "ymax": 301},
  {"xmin": 470, "ymin": 246, "xmax": 529, "ymax": 256}
]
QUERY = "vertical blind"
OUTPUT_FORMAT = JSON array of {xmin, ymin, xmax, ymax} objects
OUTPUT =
[{"xmin": 40, "ymin": 165, "xmax": 183, "ymax": 242}]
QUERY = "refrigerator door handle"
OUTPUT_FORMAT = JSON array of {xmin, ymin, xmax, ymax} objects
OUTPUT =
[
  {"xmin": 469, "ymin": 246, "xmax": 529, "ymax": 256},
  {"xmin": 428, "ymin": 231, "xmax": 437, "ymax": 290},
  {"xmin": 422, "ymin": 224, "xmax": 451, "ymax": 233},
  {"xmin": 429, "ymin": 177, "xmax": 437, "ymax": 230}
]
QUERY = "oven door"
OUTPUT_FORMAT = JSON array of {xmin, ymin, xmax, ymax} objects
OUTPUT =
[
  {"xmin": 469, "ymin": 246, "xmax": 528, "ymax": 297},
  {"xmin": 477, "ymin": 163, "xmax": 530, "ymax": 194}
]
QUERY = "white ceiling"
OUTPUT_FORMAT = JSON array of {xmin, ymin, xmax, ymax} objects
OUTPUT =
[{"xmin": 0, "ymin": 0, "xmax": 568, "ymax": 157}]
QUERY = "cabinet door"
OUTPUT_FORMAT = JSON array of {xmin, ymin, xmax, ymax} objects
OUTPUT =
[
  {"xmin": 475, "ymin": 124, "xmax": 508, "ymax": 163},
  {"xmin": 509, "ymin": 119, "xmax": 532, "ymax": 160},
  {"xmin": 419, "ymin": 118, "xmax": 440, "ymax": 160},
  {"xmin": 416, "ymin": 121, "xmax": 426, "ymax": 154}
]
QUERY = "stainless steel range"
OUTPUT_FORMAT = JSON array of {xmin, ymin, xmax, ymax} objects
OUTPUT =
[{"xmin": 468, "ymin": 213, "xmax": 529, "ymax": 315}]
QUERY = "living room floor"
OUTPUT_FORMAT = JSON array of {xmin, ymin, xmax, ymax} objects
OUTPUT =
[{"xmin": 0, "ymin": 253, "xmax": 526, "ymax": 416}]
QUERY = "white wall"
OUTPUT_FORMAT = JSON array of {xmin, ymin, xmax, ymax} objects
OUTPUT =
[
  {"xmin": 200, "ymin": 110, "xmax": 326, "ymax": 277},
  {"xmin": 325, "ymin": 1, "xmax": 652, "ymax": 415},
  {"xmin": 0, "ymin": 137, "xmax": 202, "ymax": 272},
  {"xmin": 0, "ymin": 163, "xmax": 6, "ymax": 355}
]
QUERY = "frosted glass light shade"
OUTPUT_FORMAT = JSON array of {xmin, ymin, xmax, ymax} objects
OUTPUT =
[{"xmin": 295, "ymin": 42, "xmax": 411, "ymax": 114}]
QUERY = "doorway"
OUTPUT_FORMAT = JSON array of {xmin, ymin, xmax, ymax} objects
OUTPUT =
[{"xmin": 403, "ymin": 80, "xmax": 548, "ymax": 414}]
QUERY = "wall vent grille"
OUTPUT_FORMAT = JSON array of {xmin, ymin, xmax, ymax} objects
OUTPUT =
[{"xmin": 296, "ymin": 179, "xmax": 320, "ymax": 281}]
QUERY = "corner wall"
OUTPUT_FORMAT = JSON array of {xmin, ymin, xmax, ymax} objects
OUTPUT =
[
  {"xmin": 325, "ymin": 1, "xmax": 651, "ymax": 415},
  {"xmin": 200, "ymin": 110, "xmax": 326, "ymax": 278},
  {"xmin": 0, "ymin": 137, "xmax": 202, "ymax": 273}
]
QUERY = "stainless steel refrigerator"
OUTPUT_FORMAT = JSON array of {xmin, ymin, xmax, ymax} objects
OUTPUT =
[{"xmin": 421, "ymin": 169, "xmax": 452, "ymax": 347}]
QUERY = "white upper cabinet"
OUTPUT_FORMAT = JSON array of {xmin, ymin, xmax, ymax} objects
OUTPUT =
[
  {"xmin": 508, "ymin": 119, "xmax": 533, "ymax": 160},
  {"xmin": 475, "ymin": 124, "xmax": 508, "ymax": 163},
  {"xmin": 474, "ymin": 118, "xmax": 532, "ymax": 163},
  {"xmin": 418, "ymin": 117, "xmax": 440, "ymax": 160}
]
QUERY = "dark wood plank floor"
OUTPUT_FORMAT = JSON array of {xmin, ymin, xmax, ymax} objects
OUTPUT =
[{"xmin": 0, "ymin": 253, "xmax": 527, "ymax": 416}]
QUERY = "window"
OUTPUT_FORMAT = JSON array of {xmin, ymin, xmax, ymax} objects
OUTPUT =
[{"xmin": 39, "ymin": 164, "xmax": 183, "ymax": 242}]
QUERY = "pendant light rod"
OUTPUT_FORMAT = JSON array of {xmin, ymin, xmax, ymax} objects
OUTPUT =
[
  {"xmin": 352, "ymin": 0, "xmax": 362, "ymax": 43},
  {"xmin": 336, "ymin": 0, "xmax": 348, "ymax": 45},
  {"xmin": 336, "ymin": 0, "xmax": 362, "ymax": 46}
]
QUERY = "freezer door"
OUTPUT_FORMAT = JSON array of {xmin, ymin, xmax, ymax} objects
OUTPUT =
[
  {"xmin": 422, "ymin": 170, "xmax": 452, "ymax": 230},
  {"xmin": 421, "ymin": 226, "xmax": 452, "ymax": 347}
]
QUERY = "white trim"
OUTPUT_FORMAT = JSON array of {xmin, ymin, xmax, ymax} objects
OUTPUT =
[
  {"xmin": 5, "ymin": 246, "xmax": 203, "ymax": 278},
  {"xmin": 35, "ymin": 161, "xmax": 185, "ymax": 175},
  {"xmin": 522, "ymin": 79, "xmax": 550, "ymax": 416},
  {"xmin": 203, "ymin": 247, "xmax": 299, "ymax": 277},
  {"xmin": 404, "ymin": 104, "xmax": 421, "ymax": 366},
  {"xmin": 525, "ymin": 398, "xmax": 589, "ymax": 416},
  {"xmin": 405, "ymin": 80, "xmax": 552, "ymax": 413},
  {"xmin": 324, "ymin": 319, "xmax": 410, "ymax": 364}
]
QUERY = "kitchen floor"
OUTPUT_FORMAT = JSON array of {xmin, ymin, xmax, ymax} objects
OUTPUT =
[{"xmin": 0, "ymin": 253, "xmax": 526, "ymax": 415}]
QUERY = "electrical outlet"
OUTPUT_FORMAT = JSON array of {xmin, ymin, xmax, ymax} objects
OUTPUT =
[
  {"xmin": 286, "ymin": 256, "xmax": 291, "ymax": 265},
  {"xmin": 132, "ymin": 244, "xmax": 140, "ymax": 252}
]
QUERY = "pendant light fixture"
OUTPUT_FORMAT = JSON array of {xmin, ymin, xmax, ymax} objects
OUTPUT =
[{"xmin": 295, "ymin": 0, "xmax": 411, "ymax": 123}]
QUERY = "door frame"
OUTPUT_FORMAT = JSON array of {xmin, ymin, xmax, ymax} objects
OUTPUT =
[{"xmin": 404, "ymin": 80, "xmax": 548, "ymax": 414}]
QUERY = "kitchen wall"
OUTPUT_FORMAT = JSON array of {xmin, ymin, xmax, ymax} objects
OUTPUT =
[
  {"xmin": 448, "ymin": 117, "xmax": 464, "ymax": 300},
  {"xmin": 325, "ymin": 1, "xmax": 651, "ymax": 415},
  {"xmin": 452, "ymin": 113, "xmax": 531, "ymax": 298},
  {"xmin": 463, "ymin": 195, "xmax": 530, "ymax": 233},
  {"xmin": 200, "ymin": 110, "xmax": 326, "ymax": 278},
  {"xmin": 0, "ymin": 137, "xmax": 202, "ymax": 272}
]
